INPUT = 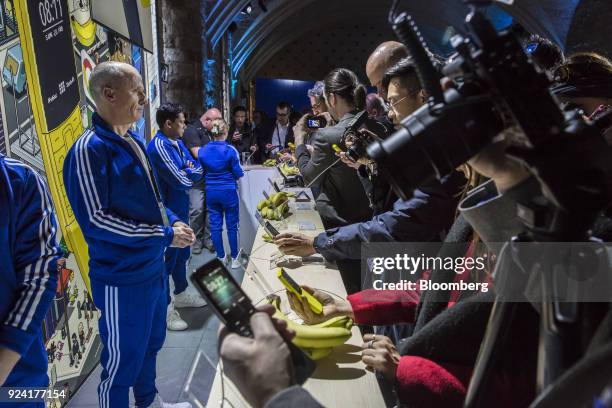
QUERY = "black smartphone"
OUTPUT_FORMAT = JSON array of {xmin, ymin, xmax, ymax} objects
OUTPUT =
[
  {"xmin": 255, "ymin": 211, "xmax": 280, "ymax": 237},
  {"xmin": 190, "ymin": 259, "xmax": 315, "ymax": 384},
  {"xmin": 306, "ymin": 115, "xmax": 328, "ymax": 129},
  {"xmin": 265, "ymin": 221, "xmax": 280, "ymax": 237},
  {"xmin": 268, "ymin": 177, "xmax": 281, "ymax": 193}
]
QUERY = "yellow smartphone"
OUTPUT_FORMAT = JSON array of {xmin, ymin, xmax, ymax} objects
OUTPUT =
[
  {"xmin": 277, "ymin": 268, "xmax": 323, "ymax": 315},
  {"xmin": 332, "ymin": 144, "xmax": 344, "ymax": 154}
]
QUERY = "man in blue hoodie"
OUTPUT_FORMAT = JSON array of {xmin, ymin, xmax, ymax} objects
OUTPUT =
[
  {"xmin": 63, "ymin": 61, "xmax": 194, "ymax": 408},
  {"xmin": 147, "ymin": 103, "xmax": 207, "ymax": 332},
  {"xmin": 0, "ymin": 155, "xmax": 61, "ymax": 407}
]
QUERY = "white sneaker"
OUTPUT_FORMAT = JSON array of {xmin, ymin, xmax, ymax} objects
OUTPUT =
[
  {"xmin": 217, "ymin": 256, "xmax": 227, "ymax": 264},
  {"xmin": 166, "ymin": 304, "xmax": 188, "ymax": 331},
  {"xmin": 174, "ymin": 289, "xmax": 207, "ymax": 308},
  {"xmin": 148, "ymin": 394, "xmax": 192, "ymax": 408},
  {"xmin": 230, "ymin": 257, "xmax": 242, "ymax": 269}
]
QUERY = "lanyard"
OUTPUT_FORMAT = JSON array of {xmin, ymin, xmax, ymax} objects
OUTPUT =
[{"xmin": 124, "ymin": 135, "xmax": 170, "ymax": 227}]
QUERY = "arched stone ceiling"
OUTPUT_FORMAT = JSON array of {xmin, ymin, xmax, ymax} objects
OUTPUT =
[{"xmin": 206, "ymin": 0, "xmax": 585, "ymax": 83}]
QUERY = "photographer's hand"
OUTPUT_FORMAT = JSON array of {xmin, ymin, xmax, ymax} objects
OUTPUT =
[
  {"xmin": 468, "ymin": 137, "xmax": 530, "ymax": 193},
  {"xmin": 337, "ymin": 152, "xmax": 361, "ymax": 170},
  {"xmin": 218, "ymin": 305, "xmax": 296, "ymax": 408},
  {"xmin": 274, "ymin": 232, "xmax": 316, "ymax": 257},
  {"xmin": 287, "ymin": 285, "xmax": 354, "ymax": 325},
  {"xmin": 321, "ymin": 112, "xmax": 335, "ymax": 126},
  {"xmin": 293, "ymin": 114, "xmax": 309, "ymax": 146}
]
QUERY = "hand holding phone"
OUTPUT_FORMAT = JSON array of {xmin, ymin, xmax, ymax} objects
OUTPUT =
[
  {"xmin": 277, "ymin": 268, "xmax": 323, "ymax": 315},
  {"xmin": 190, "ymin": 259, "xmax": 315, "ymax": 384}
]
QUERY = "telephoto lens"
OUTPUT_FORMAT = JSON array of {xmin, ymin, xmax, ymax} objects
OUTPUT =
[{"xmin": 367, "ymin": 86, "xmax": 503, "ymax": 200}]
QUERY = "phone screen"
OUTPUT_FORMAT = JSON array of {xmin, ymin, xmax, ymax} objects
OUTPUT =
[
  {"xmin": 307, "ymin": 119, "xmax": 320, "ymax": 128},
  {"xmin": 190, "ymin": 259, "xmax": 316, "ymax": 383},
  {"xmin": 280, "ymin": 268, "xmax": 302, "ymax": 294},
  {"xmin": 265, "ymin": 221, "xmax": 280, "ymax": 237},
  {"xmin": 192, "ymin": 260, "xmax": 255, "ymax": 336}
]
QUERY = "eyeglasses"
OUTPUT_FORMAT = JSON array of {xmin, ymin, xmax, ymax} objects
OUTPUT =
[
  {"xmin": 385, "ymin": 95, "xmax": 409, "ymax": 111},
  {"xmin": 277, "ymin": 112, "xmax": 289, "ymax": 117}
]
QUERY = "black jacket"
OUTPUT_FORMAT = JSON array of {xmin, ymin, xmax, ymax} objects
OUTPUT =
[
  {"xmin": 228, "ymin": 123, "xmax": 254, "ymax": 156},
  {"xmin": 295, "ymin": 112, "xmax": 372, "ymax": 228},
  {"xmin": 256, "ymin": 119, "xmax": 295, "ymax": 161}
]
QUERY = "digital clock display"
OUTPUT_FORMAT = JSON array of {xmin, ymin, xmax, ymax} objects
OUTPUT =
[{"xmin": 27, "ymin": 0, "xmax": 80, "ymax": 130}]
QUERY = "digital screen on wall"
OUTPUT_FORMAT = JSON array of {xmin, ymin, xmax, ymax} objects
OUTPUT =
[
  {"xmin": 27, "ymin": 0, "xmax": 80, "ymax": 130},
  {"xmin": 91, "ymin": 0, "xmax": 153, "ymax": 53}
]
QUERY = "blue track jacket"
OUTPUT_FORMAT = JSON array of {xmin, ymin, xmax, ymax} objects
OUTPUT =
[
  {"xmin": 147, "ymin": 131, "xmax": 203, "ymax": 220},
  {"xmin": 0, "ymin": 155, "xmax": 60, "ymax": 386},
  {"xmin": 198, "ymin": 141, "xmax": 244, "ymax": 190},
  {"xmin": 63, "ymin": 113, "xmax": 179, "ymax": 287}
]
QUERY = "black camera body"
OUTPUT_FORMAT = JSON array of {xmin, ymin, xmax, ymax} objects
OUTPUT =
[
  {"xmin": 340, "ymin": 111, "xmax": 389, "ymax": 162},
  {"xmin": 367, "ymin": 8, "xmax": 611, "ymax": 216}
]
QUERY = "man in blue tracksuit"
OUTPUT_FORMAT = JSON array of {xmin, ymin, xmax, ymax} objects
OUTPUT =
[
  {"xmin": 147, "ymin": 103, "xmax": 206, "ymax": 332},
  {"xmin": 63, "ymin": 62, "xmax": 194, "ymax": 408},
  {"xmin": 0, "ymin": 154, "xmax": 61, "ymax": 408}
]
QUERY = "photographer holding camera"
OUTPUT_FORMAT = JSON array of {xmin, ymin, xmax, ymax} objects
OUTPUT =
[
  {"xmin": 276, "ymin": 58, "xmax": 465, "ymax": 264},
  {"xmin": 293, "ymin": 68, "xmax": 372, "ymax": 229}
]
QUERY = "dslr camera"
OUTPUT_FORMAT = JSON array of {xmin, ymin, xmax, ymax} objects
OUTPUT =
[
  {"xmin": 339, "ymin": 111, "xmax": 389, "ymax": 162},
  {"xmin": 366, "ymin": 1, "xmax": 611, "ymax": 215}
]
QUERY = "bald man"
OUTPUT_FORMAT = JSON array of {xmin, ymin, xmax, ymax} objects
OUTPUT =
[
  {"xmin": 63, "ymin": 61, "xmax": 193, "ymax": 408},
  {"xmin": 365, "ymin": 41, "xmax": 409, "ymax": 98},
  {"xmin": 183, "ymin": 107, "xmax": 223, "ymax": 254}
]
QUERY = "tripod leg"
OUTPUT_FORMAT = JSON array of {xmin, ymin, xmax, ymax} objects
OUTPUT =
[{"xmin": 464, "ymin": 298, "xmax": 518, "ymax": 408}]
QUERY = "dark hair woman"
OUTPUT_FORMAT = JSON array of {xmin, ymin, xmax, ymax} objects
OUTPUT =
[{"xmin": 292, "ymin": 68, "xmax": 372, "ymax": 230}]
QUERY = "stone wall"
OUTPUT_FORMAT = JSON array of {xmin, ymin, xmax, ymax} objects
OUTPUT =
[
  {"xmin": 566, "ymin": 0, "xmax": 612, "ymax": 58},
  {"xmin": 159, "ymin": 0, "xmax": 204, "ymax": 120}
]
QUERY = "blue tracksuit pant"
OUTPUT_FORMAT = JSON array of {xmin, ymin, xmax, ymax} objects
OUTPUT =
[
  {"xmin": 91, "ymin": 275, "xmax": 167, "ymax": 408},
  {"xmin": 206, "ymin": 188, "xmax": 239, "ymax": 259},
  {"xmin": 164, "ymin": 246, "xmax": 190, "ymax": 302}
]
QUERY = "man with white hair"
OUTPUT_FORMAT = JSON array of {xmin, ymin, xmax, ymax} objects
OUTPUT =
[{"xmin": 63, "ymin": 61, "xmax": 193, "ymax": 408}]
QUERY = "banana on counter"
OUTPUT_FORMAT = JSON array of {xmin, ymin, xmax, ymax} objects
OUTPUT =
[
  {"xmin": 257, "ymin": 191, "xmax": 294, "ymax": 220},
  {"xmin": 268, "ymin": 295, "xmax": 353, "ymax": 360}
]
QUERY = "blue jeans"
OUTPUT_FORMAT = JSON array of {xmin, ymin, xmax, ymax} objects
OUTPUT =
[{"xmin": 206, "ymin": 188, "xmax": 239, "ymax": 259}]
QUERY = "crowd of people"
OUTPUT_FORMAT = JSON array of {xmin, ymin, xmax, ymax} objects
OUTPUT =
[{"xmin": 1, "ymin": 21, "xmax": 612, "ymax": 408}]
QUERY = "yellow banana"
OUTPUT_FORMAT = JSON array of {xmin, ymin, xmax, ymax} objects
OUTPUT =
[
  {"xmin": 278, "ymin": 202, "xmax": 289, "ymax": 216},
  {"xmin": 267, "ymin": 295, "xmax": 351, "ymax": 349},
  {"xmin": 271, "ymin": 192, "xmax": 288, "ymax": 207},
  {"xmin": 311, "ymin": 315, "xmax": 353, "ymax": 330},
  {"xmin": 257, "ymin": 199, "xmax": 268, "ymax": 211},
  {"xmin": 288, "ymin": 321, "xmax": 352, "ymax": 349}
]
